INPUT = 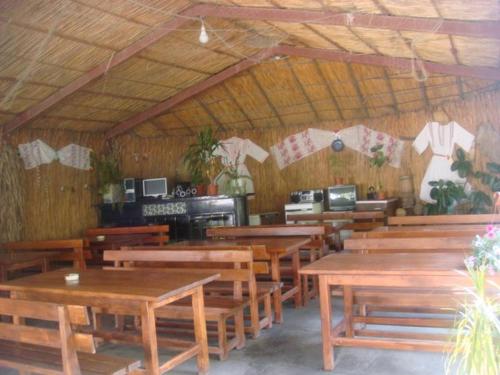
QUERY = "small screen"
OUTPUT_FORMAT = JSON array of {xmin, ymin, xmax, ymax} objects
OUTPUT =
[{"xmin": 143, "ymin": 178, "xmax": 167, "ymax": 196}]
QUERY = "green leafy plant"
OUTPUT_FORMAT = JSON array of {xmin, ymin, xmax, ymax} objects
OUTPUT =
[
  {"xmin": 183, "ymin": 127, "xmax": 223, "ymax": 185},
  {"xmin": 220, "ymin": 153, "xmax": 252, "ymax": 196},
  {"xmin": 426, "ymin": 179, "xmax": 466, "ymax": 215},
  {"xmin": 446, "ymin": 226, "xmax": 500, "ymax": 375},
  {"xmin": 369, "ymin": 144, "xmax": 388, "ymax": 168},
  {"xmin": 91, "ymin": 152, "xmax": 122, "ymax": 196},
  {"xmin": 450, "ymin": 148, "xmax": 500, "ymax": 213}
]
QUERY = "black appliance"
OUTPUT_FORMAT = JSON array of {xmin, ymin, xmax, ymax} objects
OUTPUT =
[
  {"xmin": 123, "ymin": 178, "xmax": 143, "ymax": 203},
  {"xmin": 325, "ymin": 184, "xmax": 357, "ymax": 211},
  {"xmin": 290, "ymin": 189, "xmax": 324, "ymax": 204}
]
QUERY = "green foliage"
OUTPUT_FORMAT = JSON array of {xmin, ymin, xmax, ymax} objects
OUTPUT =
[
  {"xmin": 448, "ymin": 148, "xmax": 500, "ymax": 213},
  {"xmin": 369, "ymin": 144, "xmax": 388, "ymax": 168},
  {"xmin": 446, "ymin": 228, "xmax": 500, "ymax": 375},
  {"xmin": 220, "ymin": 153, "xmax": 252, "ymax": 196},
  {"xmin": 469, "ymin": 191, "xmax": 493, "ymax": 214},
  {"xmin": 426, "ymin": 179, "xmax": 466, "ymax": 215},
  {"xmin": 91, "ymin": 152, "xmax": 122, "ymax": 195},
  {"xmin": 451, "ymin": 147, "xmax": 474, "ymax": 178},
  {"xmin": 183, "ymin": 127, "xmax": 223, "ymax": 184}
]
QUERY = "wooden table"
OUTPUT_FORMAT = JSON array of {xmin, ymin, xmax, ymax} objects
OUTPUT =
[
  {"xmin": 176, "ymin": 236, "xmax": 311, "ymax": 322},
  {"xmin": 0, "ymin": 268, "xmax": 219, "ymax": 374},
  {"xmin": 299, "ymin": 253, "xmax": 492, "ymax": 371},
  {"xmin": 0, "ymin": 251, "xmax": 60, "ymax": 282}
]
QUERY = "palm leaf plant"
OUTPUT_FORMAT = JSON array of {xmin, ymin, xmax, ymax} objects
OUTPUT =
[{"xmin": 183, "ymin": 127, "xmax": 223, "ymax": 186}]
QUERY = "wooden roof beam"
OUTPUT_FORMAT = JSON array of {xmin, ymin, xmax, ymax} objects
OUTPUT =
[
  {"xmin": 275, "ymin": 45, "xmax": 500, "ymax": 81},
  {"xmin": 3, "ymin": 6, "xmax": 200, "ymax": 134},
  {"xmin": 190, "ymin": 4, "xmax": 500, "ymax": 39},
  {"xmin": 105, "ymin": 48, "xmax": 276, "ymax": 138}
]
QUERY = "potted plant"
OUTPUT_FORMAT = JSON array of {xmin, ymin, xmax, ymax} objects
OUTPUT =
[
  {"xmin": 91, "ymin": 151, "xmax": 123, "ymax": 204},
  {"xmin": 220, "ymin": 153, "xmax": 252, "ymax": 196},
  {"xmin": 446, "ymin": 226, "xmax": 499, "ymax": 375},
  {"xmin": 425, "ymin": 179, "xmax": 466, "ymax": 215},
  {"xmin": 183, "ymin": 127, "xmax": 223, "ymax": 196},
  {"xmin": 450, "ymin": 148, "xmax": 500, "ymax": 213},
  {"xmin": 369, "ymin": 144, "xmax": 388, "ymax": 199}
]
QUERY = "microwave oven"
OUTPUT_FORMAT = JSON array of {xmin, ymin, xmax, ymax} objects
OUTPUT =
[{"xmin": 325, "ymin": 185, "xmax": 357, "ymax": 211}]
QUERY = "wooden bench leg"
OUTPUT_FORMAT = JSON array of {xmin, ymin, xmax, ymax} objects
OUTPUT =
[
  {"xmin": 292, "ymin": 251, "xmax": 302, "ymax": 308},
  {"xmin": 263, "ymin": 294, "xmax": 273, "ymax": 329},
  {"xmin": 140, "ymin": 301, "xmax": 160, "ymax": 375},
  {"xmin": 302, "ymin": 274, "xmax": 309, "ymax": 307},
  {"xmin": 319, "ymin": 276, "xmax": 334, "ymax": 371},
  {"xmin": 192, "ymin": 286, "xmax": 209, "ymax": 375},
  {"xmin": 270, "ymin": 254, "xmax": 283, "ymax": 323},
  {"xmin": 343, "ymin": 286, "xmax": 354, "ymax": 338},
  {"xmin": 217, "ymin": 318, "xmax": 228, "ymax": 361},
  {"xmin": 234, "ymin": 310, "xmax": 246, "ymax": 350}
]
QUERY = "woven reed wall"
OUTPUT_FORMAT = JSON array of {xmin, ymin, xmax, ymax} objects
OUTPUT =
[
  {"xmin": 8, "ymin": 129, "xmax": 104, "ymax": 240},
  {"xmin": 0, "ymin": 141, "xmax": 25, "ymax": 243},
  {"xmin": 8, "ymin": 90, "xmax": 500, "ymax": 240}
]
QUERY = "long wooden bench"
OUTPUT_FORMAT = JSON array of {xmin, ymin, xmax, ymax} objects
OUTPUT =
[
  {"xmin": 344, "ymin": 236, "xmax": 474, "ymax": 254},
  {"xmin": 103, "ymin": 248, "xmax": 258, "ymax": 360},
  {"xmin": 86, "ymin": 225, "xmax": 169, "ymax": 263},
  {"xmin": 0, "ymin": 298, "xmax": 140, "ymax": 374},
  {"xmin": 121, "ymin": 244, "xmax": 275, "ymax": 339},
  {"xmin": 351, "ymin": 224, "xmax": 487, "ymax": 238},
  {"xmin": 3, "ymin": 239, "xmax": 87, "ymax": 270},
  {"xmin": 388, "ymin": 213, "xmax": 499, "ymax": 226},
  {"xmin": 207, "ymin": 225, "xmax": 329, "ymax": 304},
  {"xmin": 343, "ymin": 235, "xmax": 475, "ymax": 327}
]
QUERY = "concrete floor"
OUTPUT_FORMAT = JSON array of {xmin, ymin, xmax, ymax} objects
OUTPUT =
[
  {"xmin": 0, "ymin": 299, "xmax": 449, "ymax": 375},
  {"xmin": 98, "ymin": 299, "xmax": 449, "ymax": 375}
]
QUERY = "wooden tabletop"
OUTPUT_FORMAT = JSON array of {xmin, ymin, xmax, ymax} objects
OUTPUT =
[
  {"xmin": 372, "ymin": 224, "xmax": 487, "ymax": 232},
  {"xmin": 0, "ymin": 268, "xmax": 219, "ymax": 302},
  {"xmin": 299, "ymin": 252, "xmax": 469, "ymax": 276},
  {"xmin": 287, "ymin": 211, "xmax": 385, "ymax": 222},
  {"xmin": 177, "ymin": 236, "xmax": 311, "ymax": 255},
  {"xmin": 0, "ymin": 251, "xmax": 61, "ymax": 265}
]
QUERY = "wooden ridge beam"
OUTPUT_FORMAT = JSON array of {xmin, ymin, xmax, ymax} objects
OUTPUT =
[
  {"xmin": 3, "ymin": 7, "xmax": 199, "ymax": 134},
  {"xmin": 275, "ymin": 45, "xmax": 500, "ymax": 81},
  {"xmin": 190, "ymin": 4, "xmax": 500, "ymax": 40},
  {"xmin": 105, "ymin": 48, "xmax": 276, "ymax": 138}
]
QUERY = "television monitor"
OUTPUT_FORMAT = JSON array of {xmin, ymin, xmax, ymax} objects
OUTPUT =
[{"xmin": 142, "ymin": 178, "xmax": 168, "ymax": 197}]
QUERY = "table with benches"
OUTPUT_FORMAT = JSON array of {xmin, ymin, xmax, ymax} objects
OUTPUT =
[
  {"xmin": 299, "ymin": 252, "xmax": 499, "ymax": 371},
  {"xmin": 0, "ymin": 268, "xmax": 218, "ymax": 375},
  {"xmin": 2, "ymin": 239, "xmax": 87, "ymax": 271},
  {"xmin": 174, "ymin": 236, "xmax": 310, "ymax": 323}
]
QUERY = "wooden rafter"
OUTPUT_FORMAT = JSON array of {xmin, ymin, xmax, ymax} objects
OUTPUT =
[
  {"xmin": 191, "ymin": 4, "xmax": 500, "ymax": 39},
  {"xmin": 105, "ymin": 48, "xmax": 276, "ymax": 138},
  {"xmin": 276, "ymin": 46, "xmax": 500, "ymax": 81},
  {"xmin": 2, "ymin": 7, "xmax": 200, "ymax": 134},
  {"xmin": 105, "ymin": 44, "xmax": 500, "ymax": 137}
]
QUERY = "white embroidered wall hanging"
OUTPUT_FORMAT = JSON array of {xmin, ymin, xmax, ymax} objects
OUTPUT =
[{"xmin": 18, "ymin": 140, "xmax": 92, "ymax": 170}]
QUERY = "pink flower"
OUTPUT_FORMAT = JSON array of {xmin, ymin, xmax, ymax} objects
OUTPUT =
[{"xmin": 487, "ymin": 231, "xmax": 496, "ymax": 239}]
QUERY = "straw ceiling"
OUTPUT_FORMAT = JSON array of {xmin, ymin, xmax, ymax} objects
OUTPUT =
[{"xmin": 1, "ymin": 0, "xmax": 499, "ymax": 137}]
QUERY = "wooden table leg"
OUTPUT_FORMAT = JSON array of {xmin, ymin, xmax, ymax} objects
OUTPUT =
[
  {"xmin": 270, "ymin": 253, "xmax": 283, "ymax": 323},
  {"xmin": 0, "ymin": 266, "xmax": 6, "ymax": 282},
  {"xmin": 319, "ymin": 276, "xmax": 334, "ymax": 371},
  {"xmin": 192, "ymin": 286, "xmax": 209, "ymax": 375},
  {"xmin": 140, "ymin": 301, "xmax": 160, "ymax": 375},
  {"xmin": 291, "ymin": 250, "xmax": 302, "ymax": 308},
  {"xmin": 343, "ymin": 285, "xmax": 354, "ymax": 337}
]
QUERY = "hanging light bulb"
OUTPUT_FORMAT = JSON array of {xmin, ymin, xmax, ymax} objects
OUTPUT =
[{"xmin": 199, "ymin": 20, "xmax": 209, "ymax": 44}]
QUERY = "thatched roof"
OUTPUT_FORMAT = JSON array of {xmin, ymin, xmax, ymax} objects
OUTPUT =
[{"xmin": 1, "ymin": 0, "xmax": 499, "ymax": 137}]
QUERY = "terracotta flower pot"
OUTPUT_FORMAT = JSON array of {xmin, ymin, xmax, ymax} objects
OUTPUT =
[
  {"xmin": 207, "ymin": 184, "xmax": 218, "ymax": 196},
  {"xmin": 195, "ymin": 184, "xmax": 206, "ymax": 196}
]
